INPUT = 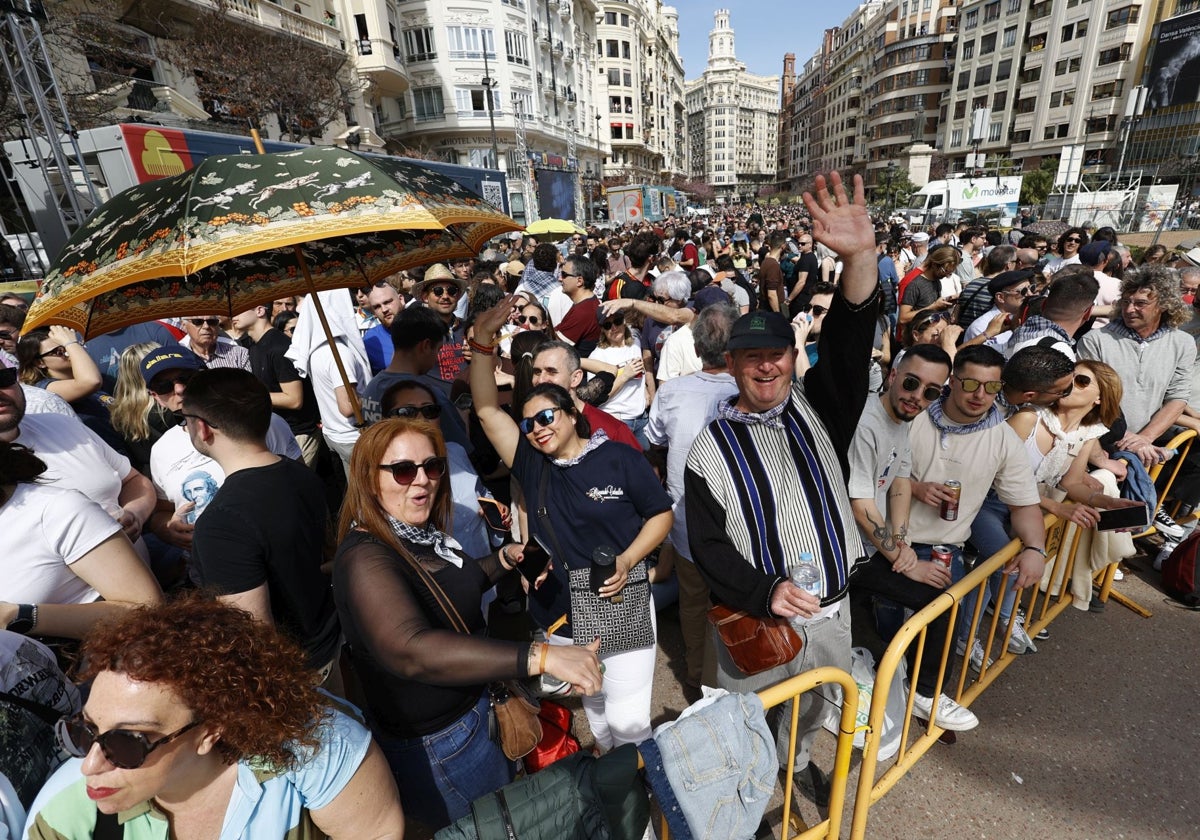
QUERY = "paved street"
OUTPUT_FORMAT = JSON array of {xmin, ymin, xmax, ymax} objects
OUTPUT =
[{"xmin": 632, "ymin": 548, "xmax": 1199, "ymax": 839}]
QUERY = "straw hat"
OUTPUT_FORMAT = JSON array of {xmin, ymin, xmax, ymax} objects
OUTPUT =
[{"xmin": 412, "ymin": 264, "xmax": 465, "ymax": 298}]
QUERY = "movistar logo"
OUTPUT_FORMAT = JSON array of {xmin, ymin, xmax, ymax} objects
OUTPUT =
[{"xmin": 963, "ymin": 185, "xmax": 980, "ymax": 199}]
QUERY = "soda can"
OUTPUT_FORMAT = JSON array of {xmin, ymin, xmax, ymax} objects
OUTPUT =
[
  {"xmin": 940, "ymin": 480, "xmax": 962, "ymax": 521},
  {"xmin": 931, "ymin": 545, "xmax": 954, "ymax": 571}
]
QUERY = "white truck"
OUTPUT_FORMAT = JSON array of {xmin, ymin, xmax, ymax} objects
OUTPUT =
[{"xmin": 905, "ymin": 175, "xmax": 1022, "ymax": 227}]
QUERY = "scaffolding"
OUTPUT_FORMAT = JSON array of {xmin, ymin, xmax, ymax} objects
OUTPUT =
[{"xmin": 513, "ymin": 105, "xmax": 538, "ymax": 224}]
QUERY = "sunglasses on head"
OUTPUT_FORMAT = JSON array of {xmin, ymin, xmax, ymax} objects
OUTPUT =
[
  {"xmin": 0, "ymin": 366, "xmax": 17, "ymax": 389},
  {"xmin": 428, "ymin": 285, "xmax": 460, "ymax": 298},
  {"xmin": 899, "ymin": 374, "xmax": 944, "ymax": 402},
  {"xmin": 386, "ymin": 404, "xmax": 441, "ymax": 420},
  {"xmin": 953, "ymin": 375, "xmax": 1004, "ymax": 395},
  {"xmin": 516, "ymin": 314, "xmax": 542, "ymax": 325},
  {"xmin": 601, "ymin": 316, "xmax": 625, "ymax": 329},
  {"xmin": 149, "ymin": 370, "xmax": 196, "ymax": 395},
  {"xmin": 518, "ymin": 406, "xmax": 562, "ymax": 434},
  {"xmin": 56, "ymin": 714, "xmax": 200, "ymax": 770},
  {"xmin": 378, "ymin": 456, "xmax": 448, "ymax": 485},
  {"xmin": 187, "ymin": 318, "xmax": 221, "ymax": 328},
  {"xmin": 915, "ymin": 311, "xmax": 947, "ymax": 329}
]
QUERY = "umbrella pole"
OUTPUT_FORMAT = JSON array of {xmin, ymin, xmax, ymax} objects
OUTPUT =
[{"xmin": 294, "ymin": 244, "xmax": 364, "ymax": 427}]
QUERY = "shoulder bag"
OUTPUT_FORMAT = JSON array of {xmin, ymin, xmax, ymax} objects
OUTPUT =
[
  {"xmin": 534, "ymin": 467, "xmax": 655, "ymax": 657},
  {"xmin": 706, "ymin": 604, "xmax": 803, "ymax": 676},
  {"xmin": 391, "ymin": 540, "xmax": 542, "ymax": 761}
]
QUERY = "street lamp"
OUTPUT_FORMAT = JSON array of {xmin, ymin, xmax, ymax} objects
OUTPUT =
[
  {"xmin": 481, "ymin": 48, "xmax": 500, "ymax": 171},
  {"xmin": 886, "ymin": 160, "xmax": 896, "ymax": 216}
]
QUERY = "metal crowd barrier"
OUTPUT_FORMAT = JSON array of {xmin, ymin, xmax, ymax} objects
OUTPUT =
[{"xmin": 656, "ymin": 666, "xmax": 861, "ymax": 840}]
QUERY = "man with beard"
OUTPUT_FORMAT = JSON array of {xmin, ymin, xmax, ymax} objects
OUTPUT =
[{"xmin": 846, "ymin": 344, "xmax": 978, "ymax": 731}]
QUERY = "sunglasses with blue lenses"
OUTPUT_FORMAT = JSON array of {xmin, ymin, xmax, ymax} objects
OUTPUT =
[{"xmin": 518, "ymin": 407, "xmax": 562, "ymax": 434}]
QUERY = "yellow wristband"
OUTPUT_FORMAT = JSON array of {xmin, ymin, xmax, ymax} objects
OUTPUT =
[{"xmin": 538, "ymin": 643, "xmax": 549, "ymax": 676}]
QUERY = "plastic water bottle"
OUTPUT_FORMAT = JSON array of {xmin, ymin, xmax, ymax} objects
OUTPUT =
[{"xmin": 789, "ymin": 553, "xmax": 822, "ymax": 630}]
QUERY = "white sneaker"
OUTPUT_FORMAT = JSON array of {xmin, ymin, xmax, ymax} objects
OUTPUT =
[
  {"xmin": 1112, "ymin": 567, "xmax": 1125, "ymax": 581},
  {"xmin": 911, "ymin": 691, "xmax": 980, "ymax": 732},
  {"xmin": 1155, "ymin": 508, "xmax": 1185, "ymax": 540},
  {"xmin": 955, "ymin": 638, "xmax": 993, "ymax": 672},
  {"xmin": 1007, "ymin": 613, "xmax": 1037, "ymax": 654}
]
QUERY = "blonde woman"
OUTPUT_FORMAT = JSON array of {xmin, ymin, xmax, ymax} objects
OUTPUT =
[{"xmin": 108, "ymin": 342, "xmax": 172, "ymax": 475}]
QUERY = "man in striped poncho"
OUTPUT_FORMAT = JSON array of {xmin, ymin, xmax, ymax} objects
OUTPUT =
[{"xmin": 684, "ymin": 172, "xmax": 878, "ymax": 806}]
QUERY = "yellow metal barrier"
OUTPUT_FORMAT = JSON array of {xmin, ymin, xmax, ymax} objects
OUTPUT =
[
  {"xmin": 657, "ymin": 666, "xmax": 861, "ymax": 840},
  {"xmin": 848, "ymin": 516, "xmax": 1083, "ymax": 838}
]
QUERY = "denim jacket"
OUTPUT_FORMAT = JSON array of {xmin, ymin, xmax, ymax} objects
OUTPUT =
[{"xmin": 647, "ymin": 691, "xmax": 775, "ymax": 839}]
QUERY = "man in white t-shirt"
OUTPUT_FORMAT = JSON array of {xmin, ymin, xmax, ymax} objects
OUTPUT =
[
  {"xmin": 141, "ymin": 348, "xmax": 300, "ymax": 552},
  {"xmin": 0, "ymin": 356, "xmax": 156, "ymax": 549}
]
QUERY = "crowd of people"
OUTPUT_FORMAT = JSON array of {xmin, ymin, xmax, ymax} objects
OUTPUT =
[{"xmin": 1, "ymin": 170, "xmax": 1199, "ymax": 837}]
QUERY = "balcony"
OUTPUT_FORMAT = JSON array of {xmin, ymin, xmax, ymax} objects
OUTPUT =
[
  {"xmin": 553, "ymin": 40, "xmax": 564, "ymax": 56},
  {"xmin": 219, "ymin": 0, "xmax": 342, "ymax": 50},
  {"xmin": 355, "ymin": 39, "xmax": 410, "ymax": 95},
  {"xmin": 558, "ymin": 0, "xmax": 570, "ymax": 18},
  {"xmin": 564, "ymin": 47, "xmax": 575, "ymax": 63}
]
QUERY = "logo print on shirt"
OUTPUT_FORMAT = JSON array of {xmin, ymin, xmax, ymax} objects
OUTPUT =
[{"xmin": 586, "ymin": 485, "xmax": 625, "ymax": 503}]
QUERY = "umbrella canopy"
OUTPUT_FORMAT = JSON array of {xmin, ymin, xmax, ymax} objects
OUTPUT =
[
  {"xmin": 524, "ymin": 218, "xmax": 586, "ymax": 242},
  {"xmin": 25, "ymin": 146, "xmax": 520, "ymax": 337}
]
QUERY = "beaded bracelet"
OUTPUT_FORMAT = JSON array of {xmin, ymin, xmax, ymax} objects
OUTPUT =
[{"xmin": 467, "ymin": 337, "xmax": 496, "ymax": 356}]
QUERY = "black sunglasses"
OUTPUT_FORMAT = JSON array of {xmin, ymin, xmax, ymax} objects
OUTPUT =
[
  {"xmin": 39, "ymin": 345, "xmax": 69, "ymax": 359},
  {"xmin": 899, "ymin": 374, "xmax": 944, "ymax": 402},
  {"xmin": 953, "ymin": 375, "xmax": 1004, "ymax": 395},
  {"xmin": 600, "ymin": 316, "xmax": 625, "ymax": 329},
  {"xmin": 0, "ymin": 367, "xmax": 17, "ymax": 389},
  {"xmin": 518, "ymin": 407, "xmax": 562, "ymax": 434},
  {"xmin": 1064, "ymin": 237, "xmax": 1083, "ymax": 244},
  {"xmin": 378, "ymin": 456, "xmax": 448, "ymax": 485},
  {"xmin": 386, "ymin": 404, "xmax": 441, "ymax": 420},
  {"xmin": 516, "ymin": 314, "xmax": 542, "ymax": 325},
  {"xmin": 149, "ymin": 370, "xmax": 196, "ymax": 395},
  {"xmin": 56, "ymin": 714, "xmax": 201, "ymax": 770},
  {"xmin": 428, "ymin": 285, "xmax": 460, "ymax": 298},
  {"xmin": 187, "ymin": 318, "xmax": 221, "ymax": 327},
  {"xmin": 0, "ymin": 330, "xmax": 15, "ymax": 343},
  {"xmin": 1073, "ymin": 373, "xmax": 1093, "ymax": 389},
  {"xmin": 810, "ymin": 305, "xmax": 828, "ymax": 317},
  {"xmin": 173, "ymin": 410, "xmax": 219, "ymax": 429}
]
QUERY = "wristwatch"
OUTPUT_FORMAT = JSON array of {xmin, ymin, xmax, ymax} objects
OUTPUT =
[{"xmin": 6, "ymin": 604, "xmax": 37, "ymax": 635}]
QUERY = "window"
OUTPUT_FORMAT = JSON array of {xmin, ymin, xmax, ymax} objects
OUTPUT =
[
  {"xmin": 1013, "ymin": 129, "xmax": 1031, "ymax": 143},
  {"xmin": 606, "ymin": 39, "xmax": 619, "ymax": 57},
  {"xmin": 997, "ymin": 59, "xmax": 1012, "ymax": 81},
  {"xmin": 454, "ymin": 87, "xmax": 502, "ymax": 116},
  {"xmin": 1077, "ymin": 20, "xmax": 1089, "ymax": 37},
  {"xmin": 984, "ymin": 1, "xmax": 1000, "ymax": 22},
  {"xmin": 446, "ymin": 26, "xmax": 495, "ymax": 60},
  {"xmin": 607, "ymin": 68, "xmax": 620, "ymax": 86},
  {"xmin": 609, "ymin": 95, "xmax": 621, "ymax": 113},
  {"xmin": 1007, "ymin": 0, "xmax": 1022, "ymax": 11},
  {"xmin": 1020, "ymin": 65, "xmax": 1041, "ymax": 83},
  {"xmin": 964, "ymin": 9, "xmax": 978, "ymax": 28},
  {"xmin": 988, "ymin": 122, "xmax": 1002, "ymax": 142},
  {"xmin": 610, "ymin": 124, "xmax": 624, "ymax": 140},
  {"xmin": 980, "ymin": 33, "xmax": 996, "ymax": 54},
  {"xmin": 1055, "ymin": 57, "xmax": 1081, "ymax": 75},
  {"xmin": 954, "ymin": 99, "xmax": 967, "ymax": 118},
  {"xmin": 604, "ymin": 11, "xmax": 616, "ymax": 24},
  {"xmin": 1049, "ymin": 89, "xmax": 1076, "ymax": 107},
  {"xmin": 1092, "ymin": 79, "xmax": 1125, "ymax": 100},
  {"xmin": 621, "ymin": 41, "xmax": 630, "ymax": 59},
  {"xmin": 620, "ymin": 13, "xmax": 629, "ymax": 26},
  {"xmin": 915, "ymin": 69, "xmax": 929, "ymax": 85},
  {"xmin": 975, "ymin": 64, "xmax": 992, "ymax": 85},
  {"xmin": 500, "ymin": 0, "xmax": 524, "ymax": 7},
  {"xmin": 951, "ymin": 128, "xmax": 963, "ymax": 147},
  {"xmin": 623, "ymin": 70, "xmax": 632, "ymax": 86},
  {"xmin": 403, "ymin": 26, "xmax": 435, "ymax": 62},
  {"xmin": 1029, "ymin": 34, "xmax": 1046, "ymax": 51},
  {"xmin": 1106, "ymin": 5, "xmax": 1139, "ymax": 28},
  {"xmin": 1098, "ymin": 44, "xmax": 1132, "ymax": 65},
  {"xmin": 963, "ymin": 40, "xmax": 975, "ymax": 59},
  {"xmin": 957, "ymin": 70, "xmax": 970, "ymax": 91},
  {"xmin": 1003, "ymin": 26, "xmax": 1017, "ymax": 48},
  {"xmin": 505, "ymin": 30, "xmax": 529, "ymax": 66},
  {"xmin": 510, "ymin": 89, "xmax": 533, "ymax": 118},
  {"xmin": 413, "ymin": 87, "xmax": 444, "ymax": 121},
  {"xmin": 993, "ymin": 90, "xmax": 1007, "ymax": 111},
  {"xmin": 467, "ymin": 148, "xmax": 497, "ymax": 169}
]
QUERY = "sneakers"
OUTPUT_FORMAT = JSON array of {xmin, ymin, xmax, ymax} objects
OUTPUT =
[
  {"xmin": 789, "ymin": 761, "xmax": 831, "ymax": 808},
  {"xmin": 1112, "ymin": 567, "xmax": 1125, "ymax": 581},
  {"xmin": 911, "ymin": 691, "xmax": 980, "ymax": 732},
  {"xmin": 1155, "ymin": 540, "xmax": 1179, "ymax": 572},
  {"xmin": 1007, "ymin": 613, "xmax": 1037, "ymax": 654},
  {"xmin": 955, "ymin": 638, "xmax": 994, "ymax": 672},
  {"xmin": 1155, "ymin": 508, "xmax": 1185, "ymax": 540}
]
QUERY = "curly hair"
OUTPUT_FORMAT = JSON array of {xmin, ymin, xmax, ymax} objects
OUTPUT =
[
  {"xmin": 76, "ymin": 593, "xmax": 327, "ymax": 769},
  {"xmin": 1120, "ymin": 264, "xmax": 1190, "ymax": 329}
]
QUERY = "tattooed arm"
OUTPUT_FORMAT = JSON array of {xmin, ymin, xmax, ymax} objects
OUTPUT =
[{"xmin": 850, "ymin": 475, "xmax": 918, "ymax": 573}]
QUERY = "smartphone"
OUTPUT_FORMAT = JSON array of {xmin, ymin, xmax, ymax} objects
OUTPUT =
[
  {"xmin": 478, "ymin": 497, "xmax": 508, "ymax": 532},
  {"xmin": 516, "ymin": 540, "xmax": 552, "ymax": 585},
  {"xmin": 1096, "ymin": 504, "xmax": 1150, "ymax": 533}
]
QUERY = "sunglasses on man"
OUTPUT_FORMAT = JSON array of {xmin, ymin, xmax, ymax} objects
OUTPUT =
[
  {"xmin": 427, "ymin": 285, "xmax": 460, "ymax": 299},
  {"xmin": 952, "ymin": 375, "xmax": 1004, "ymax": 395},
  {"xmin": 898, "ymin": 374, "xmax": 944, "ymax": 402},
  {"xmin": 386, "ymin": 404, "xmax": 442, "ymax": 420}
]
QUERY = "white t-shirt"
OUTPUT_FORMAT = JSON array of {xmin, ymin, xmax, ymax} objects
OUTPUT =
[
  {"xmin": 589, "ymin": 340, "xmax": 646, "ymax": 420},
  {"xmin": 310, "ymin": 342, "xmax": 368, "ymax": 446},
  {"xmin": 657, "ymin": 324, "xmax": 702, "ymax": 382},
  {"xmin": 149, "ymin": 417, "xmax": 302, "ymax": 519},
  {"xmin": 0, "ymin": 484, "xmax": 120, "ymax": 605},
  {"xmin": 546, "ymin": 288, "xmax": 573, "ymax": 329},
  {"xmin": 13, "ymin": 413, "xmax": 130, "ymax": 513}
]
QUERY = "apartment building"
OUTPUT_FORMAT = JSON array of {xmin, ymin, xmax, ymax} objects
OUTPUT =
[
  {"xmin": 595, "ymin": 0, "xmax": 687, "ymax": 183},
  {"xmin": 684, "ymin": 9, "xmax": 779, "ymax": 203}
]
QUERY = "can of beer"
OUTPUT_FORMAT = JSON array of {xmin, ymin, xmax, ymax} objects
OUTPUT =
[
  {"xmin": 940, "ymin": 480, "xmax": 962, "ymax": 521},
  {"xmin": 931, "ymin": 545, "xmax": 954, "ymax": 571}
]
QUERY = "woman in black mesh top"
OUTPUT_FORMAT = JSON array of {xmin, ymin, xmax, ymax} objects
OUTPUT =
[{"xmin": 332, "ymin": 418, "xmax": 602, "ymax": 830}]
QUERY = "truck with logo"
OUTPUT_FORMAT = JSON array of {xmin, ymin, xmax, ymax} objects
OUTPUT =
[
  {"xmin": 904, "ymin": 175, "xmax": 1023, "ymax": 227},
  {"xmin": 4, "ymin": 123, "xmax": 508, "ymax": 269},
  {"xmin": 606, "ymin": 184, "xmax": 679, "ymax": 226}
]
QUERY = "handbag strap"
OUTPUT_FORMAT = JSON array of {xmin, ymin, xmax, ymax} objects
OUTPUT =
[
  {"xmin": 534, "ymin": 465, "xmax": 570, "ymax": 565},
  {"xmin": 388, "ymin": 535, "xmax": 472, "ymax": 635},
  {"xmin": 0, "ymin": 689, "xmax": 62, "ymax": 728}
]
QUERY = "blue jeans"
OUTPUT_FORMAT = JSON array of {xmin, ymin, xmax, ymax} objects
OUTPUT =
[
  {"xmin": 962, "ymin": 490, "xmax": 1020, "ymax": 641},
  {"xmin": 624, "ymin": 413, "xmax": 650, "ymax": 450},
  {"xmin": 376, "ymin": 692, "xmax": 513, "ymax": 828}
]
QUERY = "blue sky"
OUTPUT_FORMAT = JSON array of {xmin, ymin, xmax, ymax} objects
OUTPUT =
[{"xmin": 671, "ymin": 1, "xmax": 851, "ymax": 84}]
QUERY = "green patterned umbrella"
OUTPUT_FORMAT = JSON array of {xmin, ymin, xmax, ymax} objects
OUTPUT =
[{"xmin": 24, "ymin": 146, "xmax": 519, "ymax": 337}]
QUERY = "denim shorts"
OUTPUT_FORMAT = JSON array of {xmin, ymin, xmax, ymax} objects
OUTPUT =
[{"xmin": 376, "ymin": 692, "xmax": 513, "ymax": 828}]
